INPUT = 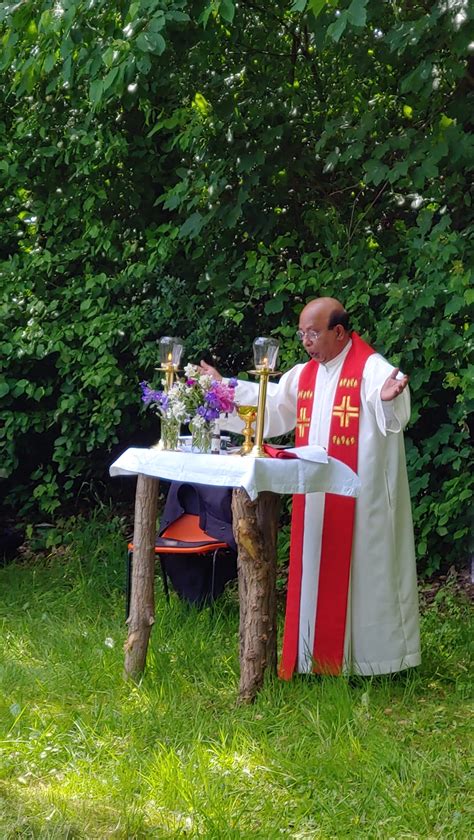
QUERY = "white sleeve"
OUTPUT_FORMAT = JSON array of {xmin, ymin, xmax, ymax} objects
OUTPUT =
[
  {"xmin": 364, "ymin": 354, "xmax": 411, "ymax": 436},
  {"xmin": 221, "ymin": 365, "xmax": 303, "ymax": 437}
]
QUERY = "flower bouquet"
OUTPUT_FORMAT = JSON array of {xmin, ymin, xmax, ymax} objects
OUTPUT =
[{"xmin": 140, "ymin": 364, "xmax": 237, "ymax": 452}]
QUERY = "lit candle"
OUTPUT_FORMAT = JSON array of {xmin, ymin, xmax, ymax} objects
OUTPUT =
[{"xmin": 158, "ymin": 336, "xmax": 184, "ymax": 391}]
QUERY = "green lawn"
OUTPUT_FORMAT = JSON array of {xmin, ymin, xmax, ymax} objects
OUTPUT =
[{"xmin": 0, "ymin": 513, "xmax": 472, "ymax": 839}]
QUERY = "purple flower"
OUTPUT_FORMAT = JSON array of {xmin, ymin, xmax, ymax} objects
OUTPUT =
[
  {"xmin": 140, "ymin": 381, "xmax": 167, "ymax": 408},
  {"xmin": 228, "ymin": 377, "xmax": 238, "ymax": 388}
]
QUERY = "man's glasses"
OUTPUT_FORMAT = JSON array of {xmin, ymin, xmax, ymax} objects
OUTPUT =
[{"xmin": 296, "ymin": 329, "xmax": 322, "ymax": 342}]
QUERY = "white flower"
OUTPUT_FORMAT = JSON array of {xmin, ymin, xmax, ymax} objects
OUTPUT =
[
  {"xmin": 191, "ymin": 414, "xmax": 205, "ymax": 429},
  {"xmin": 184, "ymin": 363, "xmax": 200, "ymax": 378},
  {"xmin": 198, "ymin": 374, "xmax": 213, "ymax": 389}
]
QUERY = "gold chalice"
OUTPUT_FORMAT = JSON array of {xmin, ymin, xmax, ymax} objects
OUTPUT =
[{"xmin": 237, "ymin": 405, "xmax": 258, "ymax": 455}]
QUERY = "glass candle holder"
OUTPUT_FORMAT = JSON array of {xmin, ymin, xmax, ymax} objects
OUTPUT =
[
  {"xmin": 159, "ymin": 336, "xmax": 184, "ymax": 367},
  {"xmin": 252, "ymin": 336, "xmax": 279, "ymax": 371}
]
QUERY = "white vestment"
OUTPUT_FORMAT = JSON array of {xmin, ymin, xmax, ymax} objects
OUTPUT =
[{"xmin": 224, "ymin": 341, "xmax": 421, "ymax": 675}]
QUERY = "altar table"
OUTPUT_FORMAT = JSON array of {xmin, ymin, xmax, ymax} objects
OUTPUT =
[{"xmin": 110, "ymin": 447, "xmax": 360, "ymax": 702}]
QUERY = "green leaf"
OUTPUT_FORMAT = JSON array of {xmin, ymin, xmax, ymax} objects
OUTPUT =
[
  {"xmin": 224, "ymin": 202, "xmax": 242, "ymax": 228},
  {"xmin": 136, "ymin": 30, "xmax": 166, "ymax": 54},
  {"xmin": 444, "ymin": 296, "xmax": 464, "ymax": 316},
  {"xmin": 416, "ymin": 210, "xmax": 433, "ymax": 237},
  {"xmin": 89, "ymin": 78, "xmax": 103, "ymax": 106},
  {"xmin": 291, "ymin": 0, "xmax": 307, "ymax": 11},
  {"xmin": 178, "ymin": 212, "xmax": 206, "ymax": 239},
  {"xmin": 200, "ymin": 3, "xmax": 214, "ymax": 28},
  {"xmin": 327, "ymin": 11, "xmax": 348, "ymax": 43},
  {"xmin": 362, "ymin": 159, "xmax": 389, "ymax": 185},
  {"xmin": 148, "ymin": 16, "xmax": 165, "ymax": 32},
  {"xmin": 439, "ymin": 114, "xmax": 455, "ymax": 130},
  {"xmin": 347, "ymin": 0, "xmax": 367, "ymax": 27},
  {"xmin": 264, "ymin": 297, "xmax": 285, "ymax": 314},
  {"xmin": 167, "ymin": 11, "xmax": 190, "ymax": 22},
  {"xmin": 148, "ymin": 31, "xmax": 166, "ymax": 55},
  {"xmin": 309, "ymin": 0, "xmax": 330, "ymax": 16},
  {"xmin": 220, "ymin": 0, "xmax": 235, "ymax": 23},
  {"xmin": 401, "ymin": 61, "xmax": 432, "ymax": 94},
  {"xmin": 465, "ymin": 289, "xmax": 474, "ymax": 305},
  {"xmin": 103, "ymin": 66, "xmax": 119, "ymax": 93},
  {"xmin": 136, "ymin": 32, "xmax": 150, "ymax": 52},
  {"xmin": 420, "ymin": 159, "xmax": 438, "ymax": 180},
  {"xmin": 43, "ymin": 52, "xmax": 55, "ymax": 73}
]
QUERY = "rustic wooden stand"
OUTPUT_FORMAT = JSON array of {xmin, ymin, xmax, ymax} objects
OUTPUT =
[{"xmin": 124, "ymin": 475, "xmax": 281, "ymax": 702}]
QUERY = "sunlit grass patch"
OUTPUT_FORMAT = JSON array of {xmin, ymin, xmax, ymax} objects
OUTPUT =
[{"xmin": 1, "ymin": 512, "xmax": 473, "ymax": 838}]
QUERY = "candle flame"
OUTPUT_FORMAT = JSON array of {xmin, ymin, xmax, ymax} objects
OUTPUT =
[{"xmin": 168, "ymin": 352, "xmax": 172, "ymax": 362}]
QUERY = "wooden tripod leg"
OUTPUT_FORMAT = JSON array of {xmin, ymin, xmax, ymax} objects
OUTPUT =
[
  {"xmin": 232, "ymin": 489, "xmax": 280, "ymax": 703},
  {"xmin": 124, "ymin": 474, "xmax": 159, "ymax": 680}
]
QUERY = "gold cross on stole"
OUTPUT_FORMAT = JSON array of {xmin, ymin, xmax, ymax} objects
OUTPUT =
[
  {"xmin": 333, "ymin": 395, "xmax": 359, "ymax": 428},
  {"xmin": 296, "ymin": 406, "xmax": 310, "ymax": 438}
]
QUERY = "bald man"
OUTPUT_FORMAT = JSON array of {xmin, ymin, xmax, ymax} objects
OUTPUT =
[{"xmin": 201, "ymin": 298, "xmax": 421, "ymax": 678}]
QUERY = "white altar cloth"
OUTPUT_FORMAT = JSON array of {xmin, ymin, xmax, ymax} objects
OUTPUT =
[{"xmin": 109, "ymin": 447, "xmax": 360, "ymax": 501}]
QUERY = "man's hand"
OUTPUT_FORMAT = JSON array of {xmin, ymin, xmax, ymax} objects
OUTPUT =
[
  {"xmin": 198, "ymin": 359, "xmax": 222, "ymax": 381},
  {"xmin": 381, "ymin": 368, "xmax": 409, "ymax": 401}
]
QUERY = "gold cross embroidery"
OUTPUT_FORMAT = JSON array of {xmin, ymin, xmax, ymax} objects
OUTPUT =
[
  {"xmin": 333, "ymin": 395, "xmax": 359, "ymax": 428},
  {"xmin": 296, "ymin": 406, "xmax": 310, "ymax": 438}
]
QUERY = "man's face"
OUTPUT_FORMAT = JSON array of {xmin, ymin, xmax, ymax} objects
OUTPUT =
[{"xmin": 298, "ymin": 309, "xmax": 345, "ymax": 363}]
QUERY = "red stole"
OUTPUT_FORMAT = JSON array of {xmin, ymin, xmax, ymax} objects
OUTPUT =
[{"xmin": 279, "ymin": 333, "xmax": 375, "ymax": 678}]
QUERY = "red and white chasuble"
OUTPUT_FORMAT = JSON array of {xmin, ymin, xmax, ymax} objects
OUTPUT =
[{"xmin": 227, "ymin": 335, "xmax": 421, "ymax": 677}]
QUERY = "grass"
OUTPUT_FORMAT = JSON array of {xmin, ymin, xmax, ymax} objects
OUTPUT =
[{"xmin": 0, "ymin": 511, "xmax": 472, "ymax": 839}]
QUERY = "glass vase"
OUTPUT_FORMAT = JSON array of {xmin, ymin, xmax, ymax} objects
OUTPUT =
[
  {"xmin": 190, "ymin": 418, "xmax": 213, "ymax": 454},
  {"xmin": 160, "ymin": 415, "xmax": 180, "ymax": 451}
]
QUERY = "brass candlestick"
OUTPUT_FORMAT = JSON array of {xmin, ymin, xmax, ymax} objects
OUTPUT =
[
  {"xmin": 159, "ymin": 361, "xmax": 178, "ymax": 392},
  {"xmin": 248, "ymin": 367, "xmax": 280, "ymax": 457},
  {"xmin": 237, "ymin": 405, "xmax": 258, "ymax": 455},
  {"xmin": 248, "ymin": 337, "xmax": 280, "ymax": 458},
  {"xmin": 154, "ymin": 336, "xmax": 184, "ymax": 450}
]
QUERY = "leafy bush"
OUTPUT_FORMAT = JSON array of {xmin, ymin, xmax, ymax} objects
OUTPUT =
[{"xmin": 0, "ymin": 1, "xmax": 472, "ymax": 572}]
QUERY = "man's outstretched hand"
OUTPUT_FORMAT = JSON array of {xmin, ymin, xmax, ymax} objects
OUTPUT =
[
  {"xmin": 198, "ymin": 360, "xmax": 222, "ymax": 381},
  {"xmin": 381, "ymin": 368, "xmax": 409, "ymax": 401}
]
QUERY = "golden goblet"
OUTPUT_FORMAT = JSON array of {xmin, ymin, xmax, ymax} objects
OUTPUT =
[{"xmin": 237, "ymin": 405, "xmax": 258, "ymax": 455}]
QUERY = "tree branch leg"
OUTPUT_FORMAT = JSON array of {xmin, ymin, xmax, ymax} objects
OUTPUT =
[
  {"xmin": 232, "ymin": 489, "xmax": 280, "ymax": 703},
  {"xmin": 124, "ymin": 474, "xmax": 159, "ymax": 680}
]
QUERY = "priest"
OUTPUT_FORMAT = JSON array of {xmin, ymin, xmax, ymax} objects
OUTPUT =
[{"xmin": 200, "ymin": 297, "xmax": 421, "ymax": 678}]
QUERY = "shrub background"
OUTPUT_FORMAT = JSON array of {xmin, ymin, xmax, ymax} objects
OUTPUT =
[{"xmin": 1, "ymin": 0, "xmax": 472, "ymax": 574}]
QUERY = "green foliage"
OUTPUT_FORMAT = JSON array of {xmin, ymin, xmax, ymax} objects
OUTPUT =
[{"xmin": 0, "ymin": 1, "xmax": 472, "ymax": 571}]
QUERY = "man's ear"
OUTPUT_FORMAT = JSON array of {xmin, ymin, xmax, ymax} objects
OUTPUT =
[{"xmin": 335, "ymin": 324, "xmax": 345, "ymax": 340}]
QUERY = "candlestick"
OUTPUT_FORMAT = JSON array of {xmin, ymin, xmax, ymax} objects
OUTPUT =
[
  {"xmin": 249, "ymin": 337, "xmax": 280, "ymax": 458},
  {"xmin": 154, "ymin": 336, "xmax": 184, "ymax": 451},
  {"xmin": 251, "ymin": 368, "xmax": 271, "ymax": 457}
]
